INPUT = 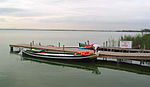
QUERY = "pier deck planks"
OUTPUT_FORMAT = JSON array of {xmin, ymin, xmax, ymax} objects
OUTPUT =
[{"xmin": 9, "ymin": 44, "xmax": 94, "ymax": 53}]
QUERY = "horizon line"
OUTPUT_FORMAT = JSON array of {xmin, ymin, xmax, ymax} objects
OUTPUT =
[{"xmin": 0, "ymin": 28, "xmax": 147, "ymax": 32}]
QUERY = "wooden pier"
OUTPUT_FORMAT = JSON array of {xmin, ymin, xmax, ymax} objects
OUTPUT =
[
  {"xmin": 9, "ymin": 44, "xmax": 150, "ymax": 60},
  {"xmin": 99, "ymin": 47, "xmax": 150, "ymax": 53},
  {"xmin": 100, "ymin": 51, "xmax": 150, "ymax": 60},
  {"xmin": 9, "ymin": 44, "xmax": 94, "ymax": 53}
]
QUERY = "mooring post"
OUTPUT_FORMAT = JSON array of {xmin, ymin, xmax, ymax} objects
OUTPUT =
[
  {"xmin": 85, "ymin": 42, "xmax": 87, "ymax": 45},
  {"xmin": 19, "ymin": 47, "xmax": 21, "ymax": 51},
  {"xmin": 32, "ymin": 41, "xmax": 34, "ymax": 45},
  {"xmin": 106, "ymin": 41, "xmax": 108, "ymax": 47},
  {"xmin": 63, "ymin": 45, "xmax": 65, "ymax": 51},
  {"xmin": 103, "ymin": 42, "xmax": 105, "ymax": 48},
  {"xmin": 117, "ymin": 59, "xmax": 121, "ymax": 63},
  {"xmin": 58, "ymin": 42, "xmax": 60, "ymax": 47},
  {"xmin": 140, "ymin": 60, "xmax": 144, "ymax": 65},
  {"xmin": 140, "ymin": 60, "xmax": 142, "ymax": 65},
  {"xmin": 10, "ymin": 47, "xmax": 13, "ymax": 52},
  {"xmin": 39, "ymin": 42, "xmax": 41, "ymax": 46},
  {"xmin": 30, "ymin": 42, "xmax": 32, "ymax": 49},
  {"xmin": 106, "ymin": 41, "xmax": 108, "ymax": 51},
  {"xmin": 87, "ymin": 40, "xmax": 89, "ymax": 45}
]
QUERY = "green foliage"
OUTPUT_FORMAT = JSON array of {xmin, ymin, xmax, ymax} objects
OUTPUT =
[
  {"xmin": 119, "ymin": 34, "xmax": 150, "ymax": 49},
  {"xmin": 141, "ymin": 29, "xmax": 150, "ymax": 32}
]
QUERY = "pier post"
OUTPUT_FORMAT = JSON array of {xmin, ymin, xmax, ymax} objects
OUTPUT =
[
  {"xmin": 103, "ymin": 42, "xmax": 105, "ymax": 47},
  {"xmin": 106, "ymin": 41, "xmax": 108, "ymax": 47},
  {"xmin": 58, "ymin": 42, "xmax": 60, "ymax": 47},
  {"xmin": 140, "ymin": 60, "xmax": 144, "ymax": 65},
  {"xmin": 19, "ymin": 47, "xmax": 21, "ymax": 51},
  {"xmin": 117, "ymin": 59, "xmax": 121, "ymax": 63},
  {"xmin": 30, "ymin": 42, "xmax": 32, "ymax": 49},
  {"xmin": 87, "ymin": 40, "xmax": 89, "ymax": 45},
  {"xmin": 63, "ymin": 45, "xmax": 65, "ymax": 51},
  {"xmin": 39, "ymin": 42, "xmax": 41, "ymax": 46},
  {"xmin": 10, "ymin": 47, "xmax": 13, "ymax": 52},
  {"xmin": 85, "ymin": 42, "xmax": 87, "ymax": 45},
  {"xmin": 32, "ymin": 41, "xmax": 34, "ymax": 45}
]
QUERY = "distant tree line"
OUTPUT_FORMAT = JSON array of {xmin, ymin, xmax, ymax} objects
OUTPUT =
[
  {"xmin": 141, "ymin": 29, "xmax": 150, "ymax": 32},
  {"xmin": 117, "ymin": 29, "xmax": 150, "ymax": 32}
]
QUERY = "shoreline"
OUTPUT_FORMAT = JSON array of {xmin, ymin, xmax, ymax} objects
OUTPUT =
[{"xmin": 0, "ymin": 28, "xmax": 149, "ymax": 32}]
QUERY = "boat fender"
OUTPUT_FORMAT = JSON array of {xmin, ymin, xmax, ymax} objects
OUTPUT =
[
  {"xmin": 48, "ymin": 45, "xmax": 54, "ymax": 47},
  {"xmin": 85, "ymin": 46, "xmax": 91, "ymax": 48},
  {"xmin": 74, "ymin": 52, "xmax": 83, "ymax": 56},
  {"xmin": 41, "ymin": 51, "xmax": 45, "ymax": 53},
  {"xmin": 82, "ymin": 51, "xmax": 92, "ymax": 56},
  {"xmin": 85, "ymin": 46, "xmax": 88, "ymax": 48}
]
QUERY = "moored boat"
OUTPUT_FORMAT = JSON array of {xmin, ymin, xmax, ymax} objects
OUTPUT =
[
  {"xmin": 22, "ymin": 49, "xmax": 97, "ymax": 60},
  {"xmin": 78, "ymin": 46, "xmax": 92, "ymax": 49}
]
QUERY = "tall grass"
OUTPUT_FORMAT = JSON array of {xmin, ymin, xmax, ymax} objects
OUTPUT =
[{"xmin": 119, "ymin": 34, "xmax": 150, "ymax": 49}]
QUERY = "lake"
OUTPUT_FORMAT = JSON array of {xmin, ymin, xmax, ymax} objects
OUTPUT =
[{"xmin": 0, "ymin": 30, "xmax": 150, "ymax": 87}]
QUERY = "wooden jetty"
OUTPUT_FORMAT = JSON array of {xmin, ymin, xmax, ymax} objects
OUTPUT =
[
  {"xmin": 9, "ymin": 44, "xmax": 94, "ymax": 53},
  {"xmin": 100, "ymin": 47, "xmax": 150, "ymax": 53},
  {"xmin": 100, "ymin": 51, "xmax": 150, "ymax": 60},
  {"xmin": 9, "ymin": 44, "xmax": 150, "ymax": 60}
]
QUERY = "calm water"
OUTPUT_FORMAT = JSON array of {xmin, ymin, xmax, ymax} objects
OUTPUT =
[{"xmin": 0, "ymin": 30, "xmax": 150, "ymax": 87}]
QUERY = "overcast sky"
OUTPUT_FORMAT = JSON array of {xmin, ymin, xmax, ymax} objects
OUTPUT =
[{"xmin": 0, "ymin": 0, "xmax": 150, "ymax": 30}]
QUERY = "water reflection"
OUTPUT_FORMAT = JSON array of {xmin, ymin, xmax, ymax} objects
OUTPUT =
[
  {"xmin": 10, "ymin": 52, "xmax": 150, "ymax": 75},
  {"xmin": 98, "ymin": 57, "xmax": 150, "ymax": 67},
  {"xmin": 97, "ymin": 60, "xmax": 150, "ymax": 75},
  {"xmin": 21, "ymin": 56, "xmax": 101, "ymax": 75}
]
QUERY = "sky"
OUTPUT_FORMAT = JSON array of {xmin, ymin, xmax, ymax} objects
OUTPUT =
[{"xmin": 0, "ymin": 0, "xmax": 150, "ymax": 30}]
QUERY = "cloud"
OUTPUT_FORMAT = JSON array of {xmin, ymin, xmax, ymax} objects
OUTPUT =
[
  {"xmin": 0, "ymin": 8, "xmax": 23, "ymax": 15},
  {"xmin": 0, "ymin": 0, "xmax": 150, "ymax": 29},
  {"xmin": 0, "ymin": 0, "xmax": 8, "ymax": 2},
  {"xmin": 0, "ymin": 18, "xmax": 6, "ymax": 22},
  {"xmin": 0, "ymin": 7, "xmax": 49, "ymax": 17}
]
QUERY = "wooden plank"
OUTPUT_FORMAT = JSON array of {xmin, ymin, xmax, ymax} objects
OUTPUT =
[
  {"xmin": 100, "ymin": 51, "xmax": 150, "ymax": 58},
  {"xmin": 100, "ymin": 47, "xmax": 150, "ymax": 53},
  {"xmin": 9, "ymin": 44, "xmax": 94, "ymax": 53}
]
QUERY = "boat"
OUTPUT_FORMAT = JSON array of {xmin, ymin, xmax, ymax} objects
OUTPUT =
[
  {"xmin": 22, "ymin": 49, "xmax": 97, "ymax": 60},
  {"xmin": 78, "ymin": 46, "xmax": 92, "ymax": 49},
  {"xmin": 78, "ymin": 43, "xmax": 93, "ymax": 49}
]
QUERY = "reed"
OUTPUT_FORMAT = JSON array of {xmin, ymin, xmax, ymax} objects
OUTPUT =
[{"xmin": 119, "ymin": 34, "xmax": 150, "ymax": 49}]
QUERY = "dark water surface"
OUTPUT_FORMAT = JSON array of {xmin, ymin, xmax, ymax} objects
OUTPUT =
[{"xmin": 0, "ymin": 30, "xmax": 150, "ymax": 87}]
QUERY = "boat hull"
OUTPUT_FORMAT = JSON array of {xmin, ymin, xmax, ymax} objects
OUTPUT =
[{"xmin": 22, "ymin": 50, "xmax": 97, "ymax": 60}]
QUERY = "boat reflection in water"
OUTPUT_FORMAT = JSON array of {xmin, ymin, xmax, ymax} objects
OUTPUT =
[
  {"xmin": 21, "ymin": 56, "xmax": 150, "ymax": 75},
  {"xmin": 21, "ymin": 56, "xmax": 101, "ymax": 75},
  {"xmin": 10, "ymin": 52, "xmax": 150, "ymax": 75}
]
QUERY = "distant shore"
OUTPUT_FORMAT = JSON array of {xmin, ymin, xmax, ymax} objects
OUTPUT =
[{"xmin": 0, "ymin": 28, "xmax": 150, "ymax": 32}]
